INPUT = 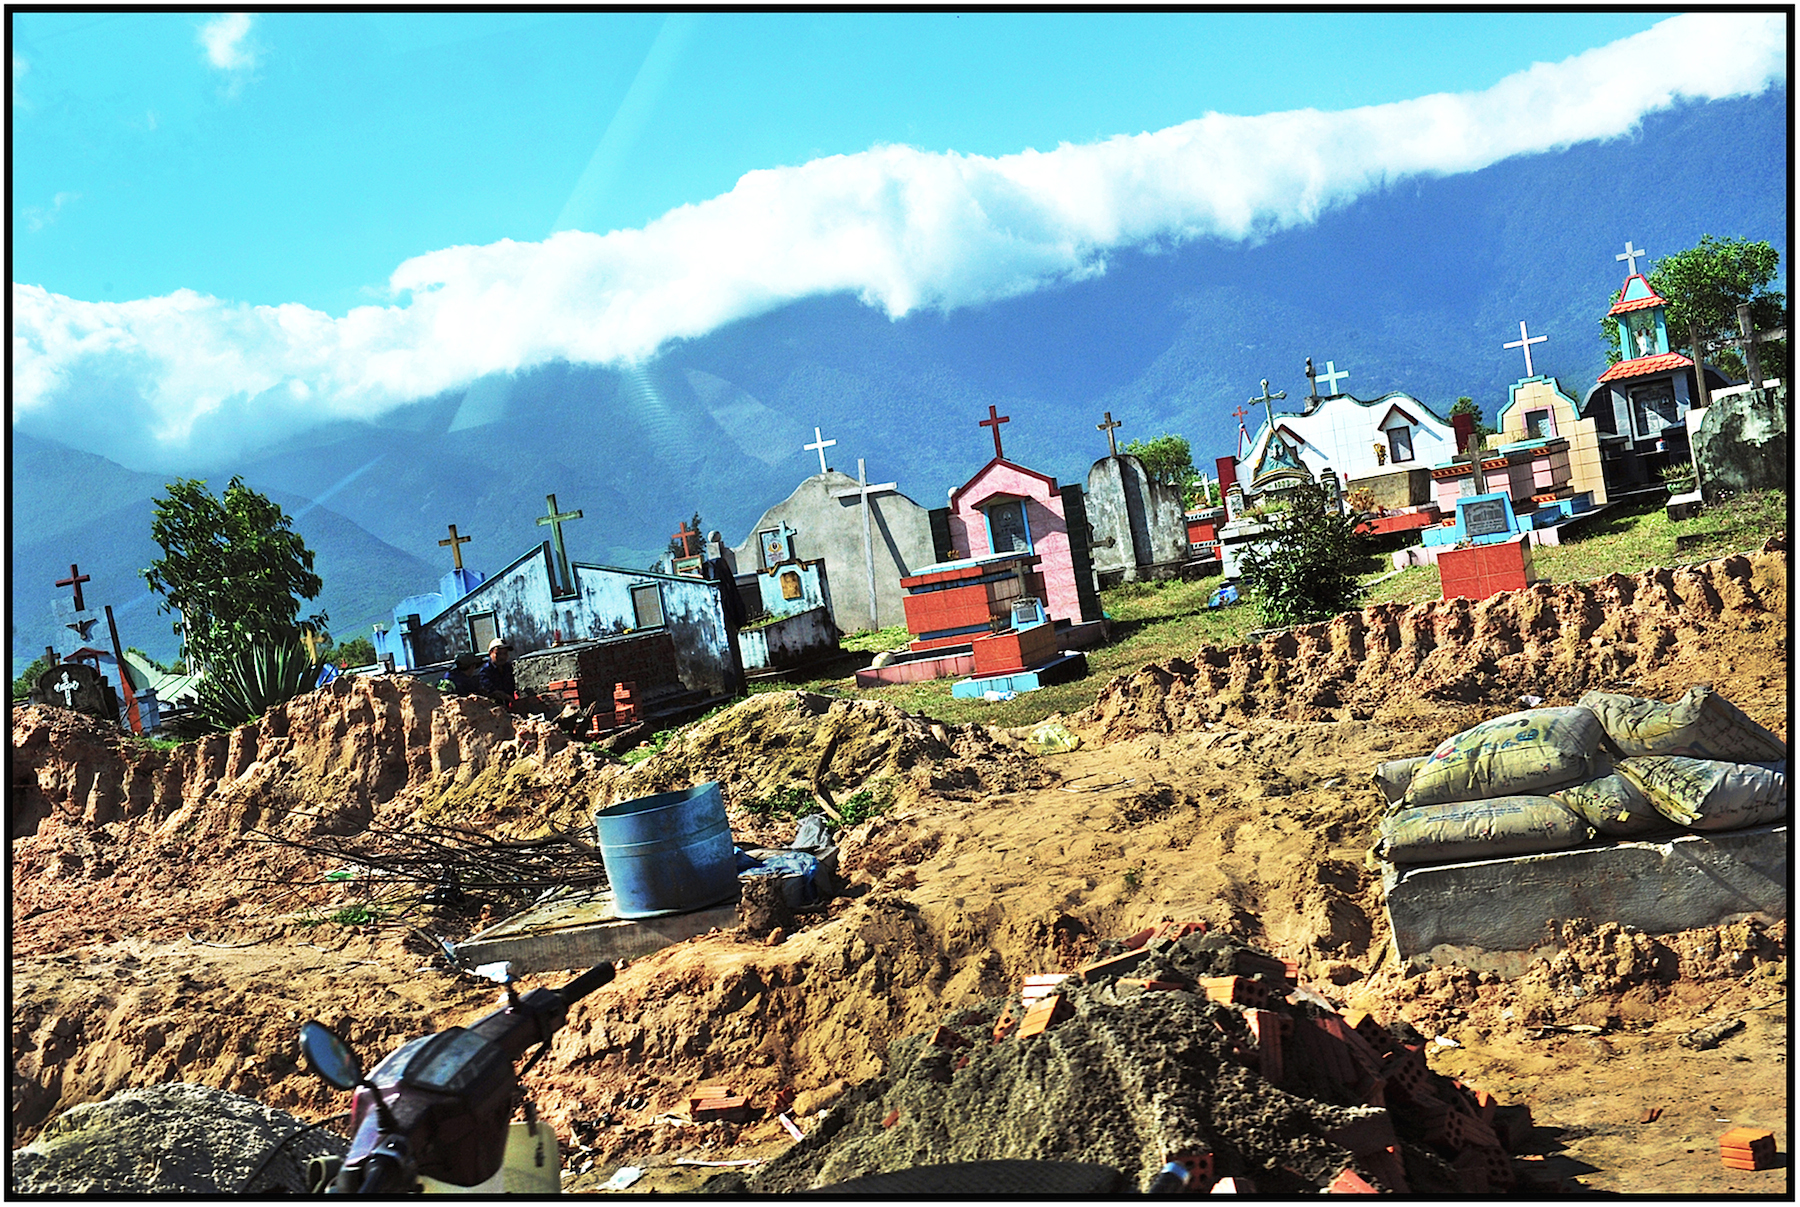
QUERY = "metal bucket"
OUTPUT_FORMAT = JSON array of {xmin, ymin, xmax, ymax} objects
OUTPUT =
[{"xmin": 594, "ymin": 781, "xmax": 738, "ymax": 919}]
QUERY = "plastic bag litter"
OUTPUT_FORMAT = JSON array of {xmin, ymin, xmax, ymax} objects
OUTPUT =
[
  {"xmin": 1402, "ymin": 707, "xmax": 1605, "ymax": 809},
  {"xmin": 1550, "ymin": 767, "xmax": 1680, "ymax": 838},
  {"xmin": 1024, "ymin": 721, "xmax": 1082, "ymax": 756},
  {"xmin": 1207, "ymin": 583, "xmax": 1240, "ymax": 609},
  {"xmin": 603, "ymin": 1166, "xmax": 643, "ymax": 1191},
  {"xmin": 1377, "ymin": 795, "xmax": 1593, "ymax": 865},
  {"xmin": 1577, "ymin": 686, "xmax": 1786, "ymax": 763},
  {"xmin": 1617, "ymin": 756, "xmax": 1788, "ymax": 831}
]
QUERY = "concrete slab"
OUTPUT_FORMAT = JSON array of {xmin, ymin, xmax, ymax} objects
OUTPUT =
[
  {"xmin": 1384, "ymin": 825, "xmax": 1786, "ymax": 975},
  {"xmin": 950, "ymin": 651, "xmax": 1089, "ymax": 698},
  {"xmin": 451, "ymin": 887, "xmax": 740, "ymax": 975}
]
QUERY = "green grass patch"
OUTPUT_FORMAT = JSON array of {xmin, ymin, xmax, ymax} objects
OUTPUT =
[
  {"xmin": 621, "ymin": 729, "xmax": 678, "ymax": 765},
  {"xmin": 838, "ymin": 623, "xmax": 911, "ymax": 653}
]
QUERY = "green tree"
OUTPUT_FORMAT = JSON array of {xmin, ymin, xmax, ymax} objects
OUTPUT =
[
  {"xmin": 1236, "ymin": 482, "xmax": 1373, "ymax": 627},
  {"xmin": 1122, "ymin": 433, "xmax": 1204, "ymax": 507},
  {"xmin": 12, "ymin": 655, "xmax": 52, "ymax": 703},
  {"xmin": 1601, "ymin": 235, "xmax": 1787, "ymax": 382},
  {"xmin": 142, "ymin": 476, "xmax": 326, "ymax": 671},
  {"xmin": 323, "ymin": 635, "xmax": 376, "ymax": 667}
]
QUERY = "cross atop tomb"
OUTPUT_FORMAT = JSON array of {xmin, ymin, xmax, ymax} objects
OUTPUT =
[
  {"xmin": 1096, "ymin": 411, "xmax": 1123, "ymax": 456},
  {"xmin": 1249, "ymin": 379, "xmax": 1287, "ymax": 437},
  {"xmin": 53, "ymin": 670, "xmax": 80, "ymax": 709},
  {"xmin": 1304, "ymin": 357, "xmax": 1318, "ymax": 402},
  {"xmin": 536, "ymin": 493, "xmax": 583, "ymax": 595},
  {"xmin": 438, "ymin": 523, "xmax": 472, "ymax": 571},
  {"xmin": 56, "ymin": 564, "xmax": 91, "ymax": 612},
  {"xmin": 671, "ymin": 520, "xmax": 701, "ymax": 558},
  {"xmin": 760, "ymin": 519, "xmax": 800, "ymax": 568},
  {"xmin": 1316, "ymin": 360, "xmax": 1350, "ymax": 395},
  {"xmin": 299, "ymin": 623, "xmax": 324, "ymax": 663},
  {"xmin": 1728, "ymin": 302, "xmax": 1787, "ymax": 391},
  {"xmin": 804, "ymin": 426, "xmax": 837, "ymax": 475},
  {"xmin": 1503, "ymin": 319, "xmax": 1549, "ymax": 377},
  {"xmin": 1615, "ymin": 240, "xmax": 1647, "ymax": 277},
  {"xmin": 1230, "ymin": 402, "xmax": 1252, "ymax": 457},
  {"xmin": 979, "ymin": 405, "xmax": 1011, "ymax": 460},
  {"xmin": 831, "ymin": 457, "xmax": 900, "ymax": 630}
]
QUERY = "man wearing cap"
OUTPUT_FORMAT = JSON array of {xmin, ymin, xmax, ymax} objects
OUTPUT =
[
  {"xmin": 444, "ymin": 651, "xmax": 484, "ymax": 696},
  {"xmin": 477, "ymin": 638, "xmax": 517, "ymax": 707}
]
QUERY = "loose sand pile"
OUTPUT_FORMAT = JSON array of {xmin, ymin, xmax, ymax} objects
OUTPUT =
[{"xmin": 1084, "ymin": 538, "xmax": 1787, "ymax": 734}]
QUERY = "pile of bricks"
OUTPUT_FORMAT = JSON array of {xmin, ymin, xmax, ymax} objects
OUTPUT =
[
  {"xmin": 686, "ymin": 1081, "xmax": 799, "ymax": 1127},
  {"xmin": 1719, "ymin": 1127, "xmax": 1777, "ymax": 1172},
  {"xmin": 970, "ymin": 923, "xmax": 1540, "ymax": 1194}
]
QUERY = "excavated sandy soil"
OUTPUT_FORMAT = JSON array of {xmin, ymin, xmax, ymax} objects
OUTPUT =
[{"xmin": 10, "ymin": 542, "xmax": 1790, "ymax": 1194}]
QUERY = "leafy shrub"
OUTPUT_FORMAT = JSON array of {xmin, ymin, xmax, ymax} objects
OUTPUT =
[
  {"xmin": 744, "ymin": 785, "xmax": 817, "ymax": 820},
  {"xmin": 836, "ymin": 778, "xmax": 896, "ymax": 826},
  {"xmin": 1237, "ymin": 482, "xmax": 1374, "ymax": 627}
]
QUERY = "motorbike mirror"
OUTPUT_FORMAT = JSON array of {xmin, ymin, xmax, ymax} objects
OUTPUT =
[{"xmin": 299, "ymin": 1020, "xmax": 364, "ymax": 1090}]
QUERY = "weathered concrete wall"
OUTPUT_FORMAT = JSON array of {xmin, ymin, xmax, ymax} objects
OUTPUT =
[
  {"xmin": 1693, "ymin": 386, "xmax": 1789, "ymax": 500},
  {"xmin": 740, "ymin": 606, "xmax": 837, "ymax": 671},
  {"xmin": 730, "ymin": 472, "xmax": 935, "ymax": 635},
  {"xmin": 1345, "ymin": 468, "xmax": 1432, "ymax": 510},
  {"xmin": 1085, "ymin": 455, "xmax": 1188, "ymax": 581},
  {"xmin": 512, "ymin": 632, "xmax": 682, "ymax": 703},
  {"xmin": 1384, "ymin": 824, "xmax": 1787, "ymax": 970},
  {"xmin": 415, "ymin": 543, "xmax": 732, "ymax": 697}
]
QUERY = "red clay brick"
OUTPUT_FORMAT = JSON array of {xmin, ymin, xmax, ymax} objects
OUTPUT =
[
  {"xmin": 1321, "ymin": 1114, "xmax": 1398, "ymax": 1156},
  {"xmin": 1246, "ymin": 1009, "xmax": 1283, "ymax": 1084},
  {"xmin": 1122, "ymin": 926, "xmax": 1157, "ymax": 949},
  {"xmin": 881, "ymin": 1108, "xmax": 900, "ymax": 1128},
  {"xmin": 1165, "ymin": 1150, "xmax": 1214, "ymax": 1186},
  {"xmin": 928, "ymin": 1025, "xmax": 971, "ymax": 1049},
  {"xmin": 1209, "ymin": 1176, "xmax": 1255, "ymax": 1194},
  {"xmin": 692, "ymin": 1096, "xmax": 750, "ymax": 1123},
  {"xmin": 991, "ymin": 1004, "xmax": 1019, "ymax": 1042},
  {"xmin": 1079, "ymin": 950, "xmax": 1149, "ymax": 983},
  {"xmin": 1326, "ymin": 1167, "xmax": 1379, "ymax": 1193},
  {"xmin": 1016, "ymin": 994, "xmax": 1074, "ymax": 1038},
  {"xmin": 1198, "ymin": 976, "xmax": 1268, "ymax": 1009}
]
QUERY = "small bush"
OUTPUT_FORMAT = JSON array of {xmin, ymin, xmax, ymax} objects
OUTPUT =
[
  {"xmin": 743, "ymin": 785, "xmax": 817, "ymax": 820},
  {"xmin": 836, "ymin": 778, "xmax": 896, "ymax": 826},
  {"xmin": 1237, "ymin": 482, "xmax": 1373, "ymax": 627}
]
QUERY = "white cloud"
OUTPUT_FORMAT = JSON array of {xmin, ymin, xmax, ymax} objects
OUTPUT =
[
  {"xmin": 22, "ymin": 191, "xmax": 80, "ymax": 232},
  {"xmin": 11, "ymin": 11, "xmax": 1786, "ymax": 467},
  {"xmin": 199, "ymin": 12, "xmax": 257, "ymax": 73}
]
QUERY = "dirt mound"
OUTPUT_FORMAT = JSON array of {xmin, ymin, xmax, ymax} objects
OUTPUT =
[
  {"xmin": 606, "ymin": 691, "xmax": 1056, "ymax": 846},
  {"xmin": 1083, "ymin": 543, "xmax": 1788, "ymax": 737},
  {"xmin": 11, "ymin": 1081, "xmax": 347, "ymax": 1195}
]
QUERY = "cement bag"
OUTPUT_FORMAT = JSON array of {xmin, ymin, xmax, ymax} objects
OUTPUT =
[
  {"xmin": 1577, "ymin": 686, "xmax": 1787, "ymax": 762},
  {"xmin": 1550, "ymin": 770, "xmax": 1679, "ymax": 839},
  {"xmin": 1401, "ymin": 707, "xmax": 1605, "ymax": 808},
  {"xmin": 1376, "ymin": 796, "xmax": 1593, "ymax": 865},
  {"xmin": 1373, "ymin": 757, "xmax": 1428, "ymax": 805},
  {"xmin": 1616, "ymin": 756, "xmax": 1788, "ymax": 831}
]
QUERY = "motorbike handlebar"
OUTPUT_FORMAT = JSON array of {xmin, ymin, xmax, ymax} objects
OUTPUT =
[{"xmin": 557, "ymin": 960, "xmax": 616, "ymax": 1005}]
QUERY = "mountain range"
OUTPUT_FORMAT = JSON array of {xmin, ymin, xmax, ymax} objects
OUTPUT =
[{"xmin": 11, "ymin": 89, "xmax": 1786, "ymax": 671}]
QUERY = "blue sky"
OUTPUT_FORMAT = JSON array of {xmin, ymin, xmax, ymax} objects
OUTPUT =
[{"xmin": 11, "ymin": 11, "xmax": 1786, "ymax": 468}]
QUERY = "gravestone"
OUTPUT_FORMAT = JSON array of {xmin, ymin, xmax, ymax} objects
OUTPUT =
[
  {"xmin": 34, "ymin": 662, "xmax": 118, "ymax": 722},
  {"xmin": 1085, "ymin": 453, "xmax": 1188, "ymax": 584}
]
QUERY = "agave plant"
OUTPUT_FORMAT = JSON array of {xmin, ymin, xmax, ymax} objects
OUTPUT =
[{"xmin": 191, "ymin": 634, "xmax": 318, "ymax": 732}]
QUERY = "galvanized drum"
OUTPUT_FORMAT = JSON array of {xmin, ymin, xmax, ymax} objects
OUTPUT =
[{"xmin": 594, "ymin": 782, "xmax": 737, "ymax": 919}]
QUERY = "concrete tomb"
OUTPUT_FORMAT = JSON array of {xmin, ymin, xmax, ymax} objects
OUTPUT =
[
  {"xmin": 1084, "ymin": 411, "xmax": 1190, "ymax": 585},
  {"xmin": 728, "ymin": 459, "xmax": 936, "ymax": 636},
  {"xmin": 32, "ymin": 660, "xmax": 119, "ymax": 722}
]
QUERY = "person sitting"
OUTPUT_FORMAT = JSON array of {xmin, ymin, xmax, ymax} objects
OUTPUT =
[
  {"xmin": 444, "ymin": 651, "xmax": 483, "ymax": 696},
  {"xmin": 477, "ymin": 638, "xmax": 517, "ymax": 707}
]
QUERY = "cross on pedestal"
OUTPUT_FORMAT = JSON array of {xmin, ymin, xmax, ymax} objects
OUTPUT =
[
  {"xmin": 1615, "ymin": 240, "xmax": 1646, "ymax": 276},
  {"xmin": 1504, "ymin": 320, "xmax": 1549, "ymax": 377},
  {"xmin": 1729, "ymin": 302, "xmax": 1787, "ymax": 392},
  {"xmin": 1096, "ymin": 411, "xmax": 1123, "ymax": 456},
  {"xmin": 980, "ymin": 405, "xmax": 1011, "ymax": 460},
  {"xmin": 1450, "ymin": 443, "xmax": 1489, "ymax": 495},
  {"xmin": 438, "ymin": 523, "xmax": 472, "ymax": 571},
  {"xmin": 56, "ymin": 564, "xmax": 91, "ymax": 612},
  {"xmin": 1304, "ymin": 357, "xmax": 1319, "ymax": 402},
  {"xmin": 536, "ymin": 493, "xmax": 583, "ymax": 595},
  {"xmin": 1249, "ymin": 379, "xmax": 1287, "ymax": 439},
  {"xmin": 671, "ymin": 520, "xmax": 701, "ymax": 559},
  {"xmin": 804, "ymin": 427, "xmax": 837, "ymax": 475},
  {"xmin": 831, "ymin": 457, "xmax": 900, "ymax": 631},
  {"xmin": 1316, "ymin": 360, "xmax": 1350, "ymax": 395},
  {"xmin": 299, "ymin": 624, "xmax": 324, "ymax": 663}
]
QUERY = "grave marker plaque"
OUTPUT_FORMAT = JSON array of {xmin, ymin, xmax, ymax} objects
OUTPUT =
[
  {"xmin": 35, "ymin": 662, "xmax": 114, "ymax": 721},
  {"xmin": 1462, "ymin": 497, "xmax": 1512, "ymax": 538}
]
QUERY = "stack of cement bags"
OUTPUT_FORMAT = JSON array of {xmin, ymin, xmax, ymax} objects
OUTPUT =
[{"xmin": 1373, "ymin": 686, "xmax": 1787, "ymax": 867}]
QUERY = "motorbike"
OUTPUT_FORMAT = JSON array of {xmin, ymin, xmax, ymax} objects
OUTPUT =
[{"xmin": 294, "ymin": 959, "xmax": 616, "ymax": 1194}]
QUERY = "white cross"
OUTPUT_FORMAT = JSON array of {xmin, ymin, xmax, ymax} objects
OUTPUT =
[
  {"xmin": 1315, "ymin": 360, "xmax": 1350, "ymax": 395},
  {"xmin": 803, "ymin": 427, "xmax": 837, "ymax": 475},
  {"xmin": 53, "ymin": 671, "xmax": 79, "ymax": 708},
  {"xmin": 1615, "ymin": 240, "xmax": 1646, "ymax": 276},
  {"xmin": 1504, "ymin": 320, "xmax": 1549, "ymax": 377},
  {"xmin": 831, "ymin": 457, "xmax": 899, "ymax": 631}
]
